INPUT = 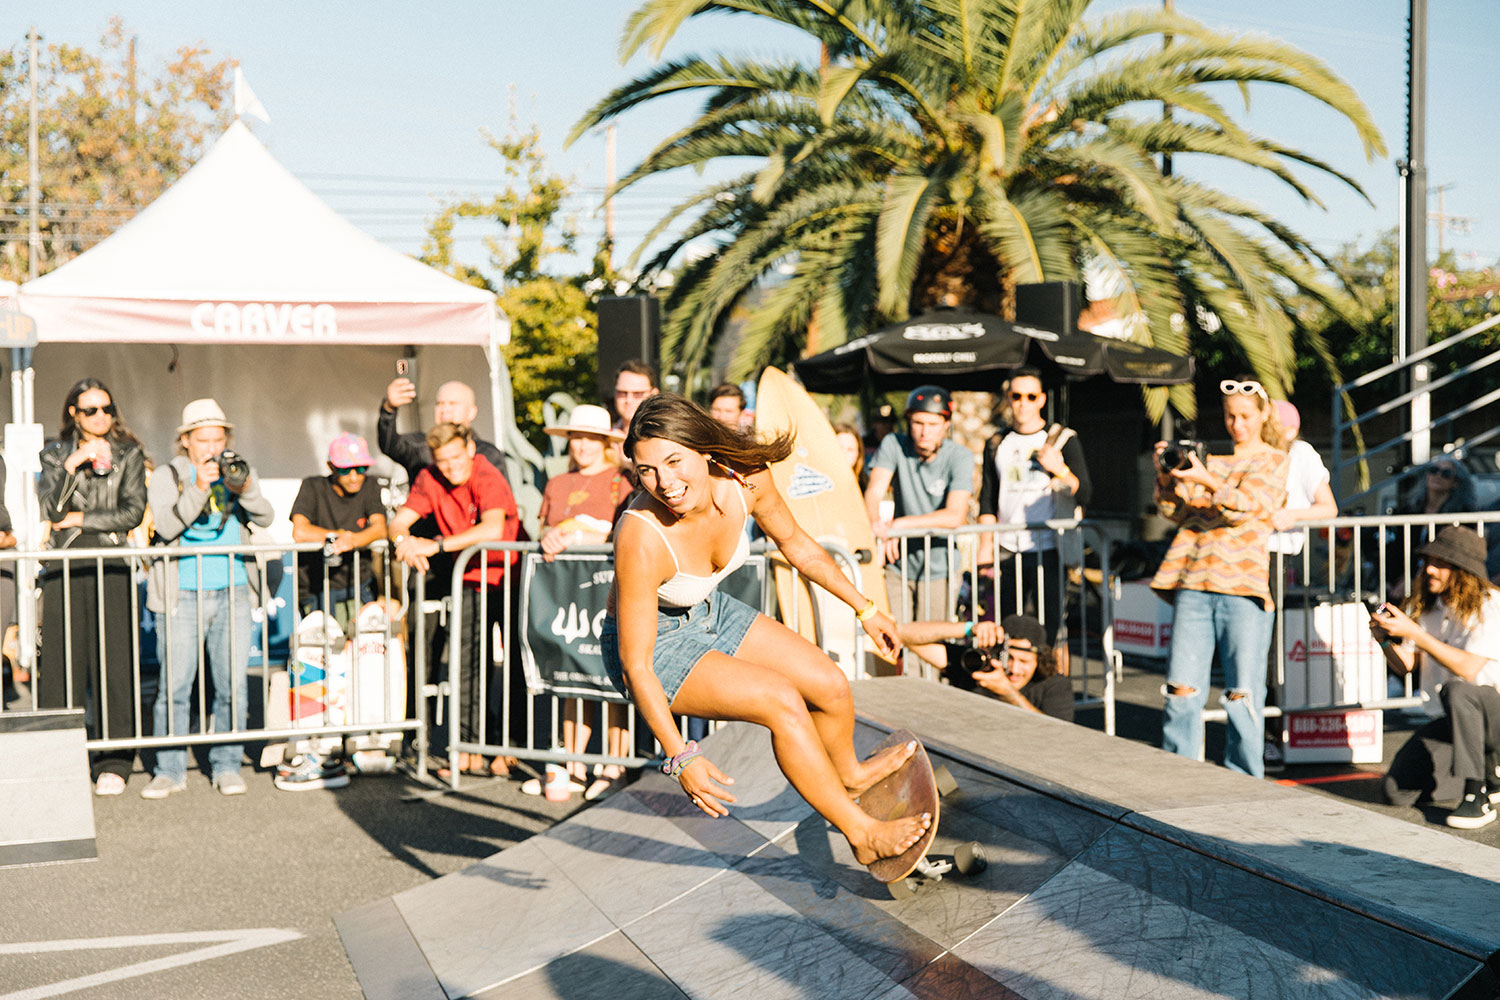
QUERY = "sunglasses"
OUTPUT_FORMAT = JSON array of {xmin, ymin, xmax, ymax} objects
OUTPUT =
[
  {"xmin": 1008, "ymin": 392, "xmax": 1041, "ymax": 402},
  {"xmin": 1429, "ymin": 466, "xmax": 1457, "ymax": 480},
  {"xmin": 1219, "ymin": 379, "xmax": 1267, "ymax": 399},
  {"xmin": 336, "ymin": 465, "xmax": 370, "ymax": 475},
  {"xmin": 74, "ymin": 404, "xmax": 116, "ymax": 417}
]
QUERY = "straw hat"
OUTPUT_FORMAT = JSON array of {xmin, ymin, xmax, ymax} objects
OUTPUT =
[
  {"xmin": 544, "ymin": 404, "xmax": 624, "ymax": 441},
  {"xmin": 176, "ymin": 398, "xmax": 232, "ymax": 435},
  {"xmin": 1417, "ymin": 525, "xmax": 1490, "ymax": 581}
]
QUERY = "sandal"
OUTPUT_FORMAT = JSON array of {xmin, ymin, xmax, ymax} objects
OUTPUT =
[{"xmin": 584, "ymin": 765, "xmax": 626, "ymax": 802}]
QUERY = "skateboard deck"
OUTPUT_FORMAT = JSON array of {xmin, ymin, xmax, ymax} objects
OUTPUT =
[
  {"xmin": 858, "ymin": 728, "xmax": 941, "ymax": 884},
  {"xmin": 755, "ymin": 367, "xmax": 892, "ymax": 679}
]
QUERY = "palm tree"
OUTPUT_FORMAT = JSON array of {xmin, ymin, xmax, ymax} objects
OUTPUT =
[{"xmin": 570, "ymin": 0, "xmax": 1385, "ymax": 418}]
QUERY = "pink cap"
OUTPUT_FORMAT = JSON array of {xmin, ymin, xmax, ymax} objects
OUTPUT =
[
  {"xmin": 328, "ymin": 433, "xmax": 373, "ymax": 468},
  {"xmin": 1273, "ymin": 400, "xmax": 1300, "ymax": 433}
]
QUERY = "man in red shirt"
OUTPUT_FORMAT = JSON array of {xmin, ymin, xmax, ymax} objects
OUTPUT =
[{"xmin": 388, "ymin": 423, "xmax": 517, "ymax": 775}]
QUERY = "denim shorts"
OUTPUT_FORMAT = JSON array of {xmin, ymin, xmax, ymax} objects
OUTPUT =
[{"xmin": 600, "ymin": 591, "xmax": 761, "ymax": 703}]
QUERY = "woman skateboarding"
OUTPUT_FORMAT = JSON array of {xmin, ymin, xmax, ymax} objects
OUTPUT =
[{"xmin": 603, "ymin": 394, "xmax": 931, "ymax": 866}]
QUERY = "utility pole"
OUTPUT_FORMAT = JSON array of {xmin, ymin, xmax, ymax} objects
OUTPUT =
[
  {"xmin": 27, "ymin": 27, "xmax": 41, "ymax": 281},
  {"xmin": 1404, "ymin": 0, "xmax": 1430, "ymax": 465},
  {"xmin": 604, "ymin": 124, "xmax": 616, "ymax": 270},
  {"xmin": 1429, "ymin": 184, "xmax": 1472, "ymax": 257}
]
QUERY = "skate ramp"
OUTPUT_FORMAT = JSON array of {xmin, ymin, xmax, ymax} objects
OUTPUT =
[{"xmin": 338, "ymin": 678, "xmax": 1500, "ymax": 999}]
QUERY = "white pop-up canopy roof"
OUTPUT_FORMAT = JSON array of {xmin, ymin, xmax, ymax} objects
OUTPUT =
[{"xmin": 19, "ymin": 120, "xmax": 498, "ymax": 345}]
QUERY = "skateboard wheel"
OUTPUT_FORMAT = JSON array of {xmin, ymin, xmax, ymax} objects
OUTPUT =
[
  {"xmin": 886, "ymin": 878, "xmax": 921, "ymax": 900},
  {"xmin": 954, "ymin": 841, "xmax": 987, "ymax": 876},
  {"xmin": 933, "ymin": 764, "xmax": 958, "ymax": 797}
]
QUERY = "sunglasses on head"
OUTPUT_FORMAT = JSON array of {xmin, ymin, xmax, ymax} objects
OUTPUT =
[
  {"xmin": 1008, "ymin": 391, "xmax": 1041, "ymax": 402},
  {"xmin": 1219, "ymin": 379, "xmax": 1267, "ymax": 399},
  {"xmin": 336, "ymin": 465, "xmax": 370, "ymax": 475},
  {"xmin": 74, "ymin": 404, "xmax": 116, "ymax": 417}
]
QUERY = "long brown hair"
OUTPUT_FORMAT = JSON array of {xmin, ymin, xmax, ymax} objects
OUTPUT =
[
  {"xmin": 625, "ymin": 393, "xmax": 792, "ymax": 474},
  {"xmin": 1405, "ymin": 562, "xmax": 1495, "ymax": 626}
]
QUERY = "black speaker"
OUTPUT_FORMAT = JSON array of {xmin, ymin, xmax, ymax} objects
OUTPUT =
[
  {"xmin": 1014, "ymin": 282, "xmax": 1082, "ymax": 334},
  {"xmin": 596, "ymin": 295, "xmax": 660, "ymax": 404}
]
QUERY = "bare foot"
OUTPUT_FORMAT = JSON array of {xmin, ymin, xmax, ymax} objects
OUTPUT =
[
  {"xmin": 849, "ymin": 812, "xmax": 931, "ymax": 866},
  {"xmin": 845, "ymin": 740, "xmax": 917, "ymax": 798}
]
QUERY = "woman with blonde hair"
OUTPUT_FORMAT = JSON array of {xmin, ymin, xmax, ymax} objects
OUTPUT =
[{"xmin": 1151, "ymin": 377, "xmax": 1288, "ymax": 777}]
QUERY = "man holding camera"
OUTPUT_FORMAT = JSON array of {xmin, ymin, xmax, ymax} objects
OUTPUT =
[
  {"xmin": 144, "ymin": 399, "xmax": 274, "ymax": 798},
  {"xmin": 897, "ymin": 613, "xmax": 1074, "ymax": 722},
  {"xmin": 1373, "ymin": 525, "xmax": 1500, "ymax": 829},
  {"xmin": 378, "ymin": 372, "xmax": 504, "ymax": 486}
]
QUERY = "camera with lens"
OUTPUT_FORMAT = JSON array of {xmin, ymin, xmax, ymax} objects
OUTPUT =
[
  {"xmin": 950, "ymin": 643, "xmax": 1006, "ymax": 691},
  {"xmin": 214, "ymin": 450, "xmax": 251, "ymax": 489},
  {"xmin": 1157, "ymin": 439, "xmax": 1205, "ymax": 475}
]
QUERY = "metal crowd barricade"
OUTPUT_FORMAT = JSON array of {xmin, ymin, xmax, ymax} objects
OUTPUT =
[
  {"xmin": 434, "ymin": 538, "xmax": 873, "ymax": 789},
  {"xmin": 885, "ymin": 519, "xmax": 1118, "ymax": 735},
  {"xmin": 0, "ymin": 541, "xmax": 422, "ymax": 769},
  {"xmin": 1195, "ymin": 510, "xmax": 1500, "ymax": 728}
]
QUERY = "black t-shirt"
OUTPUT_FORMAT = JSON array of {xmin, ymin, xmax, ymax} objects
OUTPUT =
[
  {"xmin": 290, "ymin": 475, "xmax": 385, "ymax": 594},
  {"xmin": 941, "ymin": 641, "xmax": 1074, "ymax": 722}
]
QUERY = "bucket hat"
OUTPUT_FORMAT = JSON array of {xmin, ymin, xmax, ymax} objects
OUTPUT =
[
  {"xmin": 544, "ymin": 404, "xmax": 625, "ymax": 441},
  {"xmin": 1418, "ymin": 525, "xmax": 1490, "ymax": 581},
  {"xmin": 176, "ymin": 398, "xmax": 232, "ymax": 435}
]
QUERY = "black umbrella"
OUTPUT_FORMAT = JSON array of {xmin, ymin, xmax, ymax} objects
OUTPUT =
[{"xmin": 792, "ymin": 307, "xmax": 1193, "ymax": 392}]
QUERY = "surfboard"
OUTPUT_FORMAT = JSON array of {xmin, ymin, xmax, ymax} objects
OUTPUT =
[{"xmin": 754, "ymin": 367, "xmax": 894, "ymax": 678}]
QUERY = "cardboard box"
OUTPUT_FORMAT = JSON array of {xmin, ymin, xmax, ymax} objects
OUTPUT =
[{"xmin": 1112, "ymin": 580, "xmax": 1172, "ymax": 658}]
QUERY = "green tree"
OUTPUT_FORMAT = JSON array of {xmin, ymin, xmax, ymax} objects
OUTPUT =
[
  {"xmin": 571, "ymin": 0, "xmax": 1386, "ymax": 418},
  {"xmin": 0, "ymin": 18, "xmax": 233, "ymax": 280},
  {"xmin": 421, "ymin": 123, "xmax": 619, "ymax": 441}
]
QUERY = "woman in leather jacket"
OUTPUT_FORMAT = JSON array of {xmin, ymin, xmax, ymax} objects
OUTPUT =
[{"xmin": 37, "ymin": 377, "xmax": 147, "ymax": 795}]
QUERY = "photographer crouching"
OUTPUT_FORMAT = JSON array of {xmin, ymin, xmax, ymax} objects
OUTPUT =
[
  {"xmin": 1372, "ymin": 526, "xmax": 1500, "ymax": 829},
  {"xmin": 898, "ymin": 614, "xmax": 1073, "ymax": 722}
]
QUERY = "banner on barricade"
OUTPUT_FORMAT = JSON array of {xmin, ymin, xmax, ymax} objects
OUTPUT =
[{"xmin": 520, "ymin": 552, "xmax": 765, "ymax": 700}]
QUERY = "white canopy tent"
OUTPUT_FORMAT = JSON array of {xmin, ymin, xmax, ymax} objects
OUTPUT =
[{"xmin": 9, "ymin": 120, "xmax": 543, "ymax": 537}]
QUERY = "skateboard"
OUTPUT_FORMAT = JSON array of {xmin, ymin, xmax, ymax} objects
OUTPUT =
[{"xmin": 857, "ymin": 728, "xmax": 987, "ymax": 898}]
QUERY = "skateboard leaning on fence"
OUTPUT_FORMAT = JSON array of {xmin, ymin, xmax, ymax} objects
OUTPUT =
[{"xmin": 857, "ymin": 728, "xmax": 987, "ymax": 899}]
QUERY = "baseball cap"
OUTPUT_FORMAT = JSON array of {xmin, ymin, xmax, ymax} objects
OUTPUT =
[{"xmin": 328, "ymin": 433, "xmax": 373, "ymax": 468}]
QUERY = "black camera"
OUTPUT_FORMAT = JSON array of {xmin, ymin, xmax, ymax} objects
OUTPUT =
[
  {"xmin": 1158, "ymin": 439, "xmax": 1205, "ymax": 475},
  {"xmin": 215, "ymin": 450, "xmax": 250, "ymax": 489},
  {"xmin": 951, "ymin": 643, "xmax": 1006, "ymax": 691}
]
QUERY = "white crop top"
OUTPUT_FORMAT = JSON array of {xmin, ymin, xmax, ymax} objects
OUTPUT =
[{"xmin": 625, "ymin": 485, "xmax": 751, "ymax": 608}]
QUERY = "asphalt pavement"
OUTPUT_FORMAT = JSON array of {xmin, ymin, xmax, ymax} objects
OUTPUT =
[{"xmin": 2, "ymin": 658, "xmax": 1495, "ymax": 1000}]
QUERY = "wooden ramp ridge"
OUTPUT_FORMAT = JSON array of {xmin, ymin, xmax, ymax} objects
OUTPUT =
[{"xmin": 337, "ymin": 677, "xmax": 1500, "ymax": 999}]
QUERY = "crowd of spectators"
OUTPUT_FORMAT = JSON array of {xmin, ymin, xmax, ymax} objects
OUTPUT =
[{"xmin": 2, "ymin": 360, "xmax": 1497, "ymax": 832}]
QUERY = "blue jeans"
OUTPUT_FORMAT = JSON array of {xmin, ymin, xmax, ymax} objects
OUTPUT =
[
  {"xmin": 152, "ymin": 586, "xmax": 254, "ymax": 781},
  {"xmin": 1162, "ymin": 588, "xmax": 1273, "ymax": 778}
]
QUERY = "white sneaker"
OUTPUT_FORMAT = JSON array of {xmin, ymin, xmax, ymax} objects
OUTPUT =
[
  {"xmin": 140, "ymin": 774, "xmax": 186, "ymax": 799},
  {"xmin": 212, "ymin": 771, "xmax": 248, "ymax": 796},
  {"xmin": 94, "ymin": 773, "xmax": 126, "ymax": 797}
]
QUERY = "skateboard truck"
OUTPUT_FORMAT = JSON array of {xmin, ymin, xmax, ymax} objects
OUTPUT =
[{"xmin": 888, "ymin": 842, "xmax": 987, "ymax": 899}]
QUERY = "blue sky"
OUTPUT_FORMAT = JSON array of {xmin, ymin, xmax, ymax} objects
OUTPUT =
[{"xmin": 5, "ymin": 2, "xmax": 1496, "ymax": 276}]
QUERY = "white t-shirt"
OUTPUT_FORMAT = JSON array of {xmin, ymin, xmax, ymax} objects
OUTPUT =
[
  {"xmin": 1415, "ymin": 590, "xmax": 1500, "ymax": 717},
  {"xmin": 1267, "ymin": 439, "xmax": 1330, "ymax": 556},
  {"xmin": 992, "ymin": 428, "xmax": 1073, "ymax": 553}
]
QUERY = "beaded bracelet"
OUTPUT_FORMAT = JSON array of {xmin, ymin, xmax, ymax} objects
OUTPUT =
[{"xmin": 661, "ymin": 740, "xmax": 703, "ymax": 778}]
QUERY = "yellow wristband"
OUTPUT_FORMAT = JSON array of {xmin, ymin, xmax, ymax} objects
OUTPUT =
[{"xmin": 855, "ymin": 601, "xmax": 878, "ymax": 622}]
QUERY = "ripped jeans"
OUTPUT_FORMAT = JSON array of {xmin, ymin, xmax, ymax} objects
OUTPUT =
[{"xmin": 1162, "ymin": 588, "xmax": 1274, "ymax": 778}]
